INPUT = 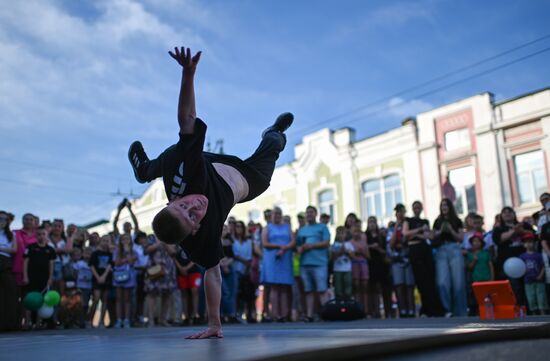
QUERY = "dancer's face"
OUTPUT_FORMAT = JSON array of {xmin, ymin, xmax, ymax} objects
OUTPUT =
[{"xmin": 167, "ymin": 194, "xmax": 209, "ymax": 235}]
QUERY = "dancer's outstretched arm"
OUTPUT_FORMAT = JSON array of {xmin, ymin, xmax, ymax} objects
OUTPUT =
[{"xmin": 168, "ymin": 46, "xmax": 202, "ymax": 134}]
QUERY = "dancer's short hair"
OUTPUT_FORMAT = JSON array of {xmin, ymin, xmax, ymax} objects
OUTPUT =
[{"xmin": 152, "ymin": 208, "xmax": 189, "ymax": 244}]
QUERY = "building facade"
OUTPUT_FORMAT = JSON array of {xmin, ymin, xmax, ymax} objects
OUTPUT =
[{"xmin": 91, "ymin": 88, "xmax": 550, "ymax": 235}]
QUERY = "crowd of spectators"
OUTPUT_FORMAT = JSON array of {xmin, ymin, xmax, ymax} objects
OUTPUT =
[{"xmin": 1, "ymin": 192, "xmax": 550, "ymax": 331}]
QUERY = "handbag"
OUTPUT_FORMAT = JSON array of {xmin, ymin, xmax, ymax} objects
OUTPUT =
[
  {"xmin": 146, "ymin": 264, "xmax": 166, "ymax": 280},
  {"xmin": 113, "ymin": 266, "xmax": 131, "ymax": 283}
]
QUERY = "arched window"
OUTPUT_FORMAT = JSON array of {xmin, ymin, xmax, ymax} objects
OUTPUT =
[
  {"xmin": 361, "ymin": 179, "xmax": 382, "ymax": 220},
  {"xmin": 383, "ymin": 174, "xmax": 403, "ymax": 217}
]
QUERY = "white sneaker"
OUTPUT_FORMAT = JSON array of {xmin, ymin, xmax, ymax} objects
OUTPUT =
[
  {"xmin": 123, "ymin": 319, "xmax": 131, "ymax": 328},
  {"xmin": 444, "ymin": 312, "xmax": 453, "ymax": 318},
  {"xmin": 114, "ymin": 319, "xmax": 123, "ymax": 328}
]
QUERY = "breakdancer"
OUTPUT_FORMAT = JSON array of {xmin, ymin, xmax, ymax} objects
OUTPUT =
[{"xmin": 127, "ymin": 47, "xmax": 292, "ymax": 339}]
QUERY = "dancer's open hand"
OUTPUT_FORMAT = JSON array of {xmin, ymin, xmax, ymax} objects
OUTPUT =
[
  {"xmin": 185, "ymin": 326, "xmax": 224, "ymax": 339},
  {"xmin": 169, "ymin": 47, "xmax": 202, "ymax": 74}
]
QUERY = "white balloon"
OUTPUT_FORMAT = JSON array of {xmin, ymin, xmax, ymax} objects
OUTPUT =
[
  {"xmin": 503, "ymin": 257, "xmax": 526, "ymax": 279},
  {"xmin": 37, "ymin": 305, "xmax": 54, "ymax": 319}
]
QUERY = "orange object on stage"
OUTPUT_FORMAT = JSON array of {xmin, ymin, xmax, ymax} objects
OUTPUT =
[{"xmin": 472, "ymin": 280, "xmax": 526, "ymax": 320}]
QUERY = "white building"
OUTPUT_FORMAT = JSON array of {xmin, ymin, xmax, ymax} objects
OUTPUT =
[{"xmin": 90, "ymin": 87, "xmax": 550, "ymax": 235}]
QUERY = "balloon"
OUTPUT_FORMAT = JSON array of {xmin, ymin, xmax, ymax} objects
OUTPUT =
[
  {"xmin": 503, "ymin": 257, "xmax": 526, "ymax": 279},
  {"xmin": 37, "ymin": 305, "xmax": 54, "ymax": 319},
  {"xmin": 23, "ymin": 292, "xmax": 44, "ymax": 311},
  {"xmin": 44, "ymin": 290, "xmax": 61, "ymax": 306}
]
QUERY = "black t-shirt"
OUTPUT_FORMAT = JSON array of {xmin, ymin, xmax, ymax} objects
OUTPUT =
[
  {"xmin": 492, "ymin": 222, "xmax": 532, "ymax": 262},
  {"xmin": 89, "ymin": 250, "xmax": 113, "ymax": 275},
  {"xmin": 433, "ymin": 216, "xmax": 463, "ymax": 244},
  {"xmin": 161, "ymin": 119, "xmax": 266, "ymax": 269},
  {"xmin": 406, "ymin": 217, "xmax": 429, "ymax": 242},
  {"xmin": 366, "ymin": 231, "xmax": 390, "ymax": 281},
  {"xmin": 24, "ymin": 243, "xmax": 56, "ymax": 280}
]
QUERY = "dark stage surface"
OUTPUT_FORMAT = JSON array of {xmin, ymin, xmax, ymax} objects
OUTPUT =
[{"xmin": 2, "ymin": 317, "xmax": 549, "ymax": 361}]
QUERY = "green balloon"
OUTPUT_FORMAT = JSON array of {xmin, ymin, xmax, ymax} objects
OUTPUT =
[
  {"xmin": 23, "ymin": 292, "xmax": 44, "ymax": 311},
  {"xmin": 44, "ymin": 290, "xmax": 61, "ymax": 306}
]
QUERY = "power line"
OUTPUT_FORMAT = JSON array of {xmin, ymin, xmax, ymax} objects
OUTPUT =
[
  {"xmin": 0, "ymin": 177, "xmax": 135, "ymax": 197},
  {"xmin": 304, "ymin": 46, "xmax": 550, "ymax": 132},
  {"xmin": 0, "ymin": 157, "xmax": 129, "ymax": 183},
  {"xmin": 288, "ymin": 33, "xmax": 550, "ymax": 136}
]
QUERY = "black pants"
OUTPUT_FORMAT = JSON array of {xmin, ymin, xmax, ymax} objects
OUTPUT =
[
  {"xmin": 409, "ymin": 242, "xmax": 444, "ymax": 317},
  {"xmin": 0, "ymin": 256, "xmax": 19, "ymax": 331},
  {"xmin": 143, "ymin": 131, "xmax": 285, "ymax": 201}
]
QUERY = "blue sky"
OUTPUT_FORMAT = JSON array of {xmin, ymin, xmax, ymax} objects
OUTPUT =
[{"xmin": 2, "ymin": 0, "xmax": 550, "ymax": 229}]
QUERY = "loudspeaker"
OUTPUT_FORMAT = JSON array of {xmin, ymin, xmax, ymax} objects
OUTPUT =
[{"xmin": 321, "ymin": 299, "xmax": 365, "ymax": 321}]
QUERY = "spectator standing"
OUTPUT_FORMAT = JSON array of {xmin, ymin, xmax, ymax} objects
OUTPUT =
[
  {"xmin": 350, "ymin": 224, "xmax": 370, "ymax": 314},
  {"xmin": 292, "ymin": 212, "xmax": 307, "ymax": 321},
  {"xmin": 331, "ymin": 226, "xmax": 353, "ymax": 301},
  {"xmin": 0, "ymin": 210, "xmax": 18, "ymax": 331},
  {"xmin": 261, "ymin": 207, "xmax": 295, "ymax": 322},
  {"xmin": 13, "ymin": 213, "xmax": 37, "ymax": 287},
  {"xmin": 132, "ymin": 232, "xmax": 149, "ymax": 325},
  {"xmin": 366, "ymin": 216, "xmax": 393, "ymax": 318},
  {"xmin": 466, "ymin": 232, "xmax": 494, "ymax": 315},
  {"xmin": 296, "ymin": 206, "xmax": 330, "ymax": 322},
  {"xmin": 23, "ymin": 226, "xmax": 56, "ymax": 328},
  {"xmin": 520, "ymin": 233, "xmax": 548, "ymax": 315},
  {"xmin": 232, "ymin": 221, "xmax": 256, "ymax": 322},
  {"xmin": 389, "ymin": 204, "xmax": 415, "ymax": 318},
  {"xmin": 432, "ymin": 198, "xmax": 466, "ymax": 317},
  {"xmin": 539, "ymin": 201, "xmax": 550, "ymax": 303},
  {"xmin": 113, "ymin": 199, "xmax": 140, "ymax": 241},
  {"xmin": 220, "ymin": 225, "xmax": 237, "ymax": 323},
  {"xmin": 49, "ymin": 219, "xmax": 71, "ymax": 296},
  {"xmin": 75, "ymin": 247, "xmax": 93, "ymax": 328},
  {"xmin": 89, "ymin": 236, "xmax": 113, "ymax": 328},
  {"xmin": 534, "ymin": 192, "xmax": 550, "ymax": 234},
  {"xmin": 403, "ymin": 201, "xmax": 443, "ymax": 317},
  {"xmin": 175, "ymin": 245, "xmax": 202, "ymax": 324},
  {"xmin": 112, "ymin": 234, "xmax": 137, "ymax": 328},
  {"xmin": 144, "ymin": 240, "xmax": 177, "ymax": 327},
  {"xmin": 493, "ymin": 206, "xmax": 533, "ymax": 306}
]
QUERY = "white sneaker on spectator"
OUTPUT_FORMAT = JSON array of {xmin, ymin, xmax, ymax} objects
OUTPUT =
[
  {"xmin": 123, "ymin": 319, "xmax": 131, "ymax": 328},
  {"xmin": 114, "ymin": 319, "xmax": 123, "ymax": 328},
  {"xmin": 444, "ymin": 312, "xmax": 453, "ymax": 318}
]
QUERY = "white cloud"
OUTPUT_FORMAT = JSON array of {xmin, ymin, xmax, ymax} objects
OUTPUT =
[{"xmin": 386, "ymin": 97, "xmax": 433, "ymax": 118}]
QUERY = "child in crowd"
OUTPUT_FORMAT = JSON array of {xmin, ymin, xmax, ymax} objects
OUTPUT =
[
  {"xmin": 23, "ymin": 226, "xmax": 56, "ymax": 328},
  {"xmin": 466, "ymin": 232, "xmax": 494, "ymax": 282},
  {"xmin": 89, "ymin": 236, "xmax": 113, "ymax": 328},
  {"xmin": 175, "ymin": 246, "xmax": 202, "ymax": 324},
  {"xmin": 112, "ymin": 234, "xmax": 137, "ymax": 328},
  {"xmin": 133, "ymin": 231, "xmax": 150, "ymax": 325},
  {"xmin": 331, "ymin": 226, "xmax": 354, "ymax": 301},
  {"xmin": 58, "ymin": 248, "xmax": 82, "ymax": 328},
  {"xmin": 520, "ymin": 233, "xmax": 548, "ymax": 315},
  {"xmin": 466, "ymin": 232, "xmax": 494, "ymax": 315},
  {"xmin": 75, "ymin": 247, "xmax": 93, "ymax": 328}
]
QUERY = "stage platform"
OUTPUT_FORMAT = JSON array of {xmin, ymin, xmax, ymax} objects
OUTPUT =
[{"xmin": 1, "ymin": 317, "xmax": 549, "ymax": 361}]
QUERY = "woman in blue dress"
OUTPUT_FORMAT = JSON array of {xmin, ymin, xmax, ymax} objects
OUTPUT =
[{"xmin": 261, "ymin": 207, "xmax": 295, "ymax": 322}]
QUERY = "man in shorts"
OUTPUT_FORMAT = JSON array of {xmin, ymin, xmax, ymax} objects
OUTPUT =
[
  {"xmin": 127, "ymin": 47, "xmax": 292, "ymax": 338},
  {"xmin": 296, "ymin": 206, "xmax": 330, "ymax": 321}
]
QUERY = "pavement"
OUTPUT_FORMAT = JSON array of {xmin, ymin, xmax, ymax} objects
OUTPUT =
[{"xmin": 1, "ymin": 316, "xmax": 549, "ymax": 361}]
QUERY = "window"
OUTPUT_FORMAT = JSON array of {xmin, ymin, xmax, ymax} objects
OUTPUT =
[
  {"xmin": 383, "ymin": 174, "xmax": 403, "ymax": 217},
  {"xmin": 514, "ymin": 150, "xmax": 548, "ymax": 205},
  {"xmin": 361, "ymin": 174, "xmax": 402, "ymax": 223},
  {"xmin": 448, "ymin": 166, "xmax": 477, "ymax": 216},
  {"xmin": 444, "ymin": 128, "xmax": 470, "ymax": 152},
  {"xmin": 318, "ymin": 189, "xmax": 335, "ymax": 225}
]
